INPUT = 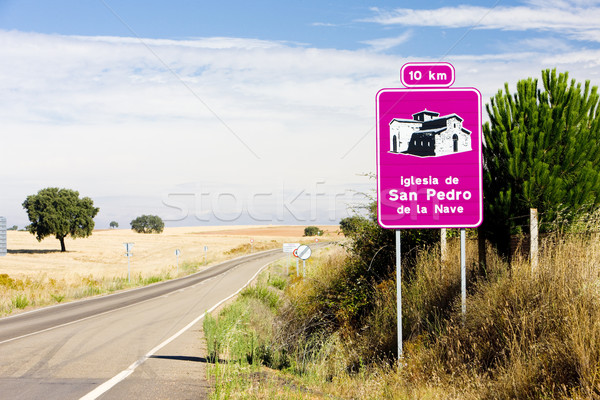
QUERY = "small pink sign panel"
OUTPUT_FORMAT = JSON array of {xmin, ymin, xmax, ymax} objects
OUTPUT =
[
  {"xmin": 376, "ymin": 88, "xmax": 483, "ymax": 229},
  {"xmin": 401, "ymin": 62, "xmax": 455, "ymax": 88}
]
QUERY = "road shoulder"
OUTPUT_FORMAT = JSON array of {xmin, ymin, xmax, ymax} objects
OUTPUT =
[{"xmin": 99, "ymin": 320, "xmax": 211, "ymax": 399}]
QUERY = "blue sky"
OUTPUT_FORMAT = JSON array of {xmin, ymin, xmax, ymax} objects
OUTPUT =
[
  {"xmin": 1, "ymin": 0, "xmax": 599, "ymax": 229},
  {"xmin": 2, "ymin": 0, "xmax": 598, "ymax": 56}
]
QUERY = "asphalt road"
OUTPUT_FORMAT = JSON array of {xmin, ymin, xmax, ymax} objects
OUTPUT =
[{"xmin": 0, "ymin": 248, "xmax": 290, "ymax": 400}]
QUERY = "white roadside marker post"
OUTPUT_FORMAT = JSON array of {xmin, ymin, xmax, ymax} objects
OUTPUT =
[{"xmin": 124, "ymin": 243, "xmax": 134, "ymax": 283}]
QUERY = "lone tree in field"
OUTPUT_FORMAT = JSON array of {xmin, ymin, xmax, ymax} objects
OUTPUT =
[
  {"xmin": 130, "ymin": 215, "xmax": 164, "ymax": 234},
  {"xmin": 22, "ymin": 187, "xmax": 99, "ymax": 252},
  {"xmin": 483, "ymin": 68, "xmax": 600, "ymax": 256},
  {"xmin": 109, "ymin": 221, "xmax": 119, "ymax": 229}
]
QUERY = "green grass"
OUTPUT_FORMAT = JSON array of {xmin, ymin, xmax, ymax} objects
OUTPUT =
[
  {"xmin": 239, "ymin": 286, "xmax": 280, "ymax": 310},
  {"xmin": 267, "ymin": 274, "xmax": 287, "ymax": 290},
  {"xmin": 50, "ymin": 293, "xmax": 65, "ymax": 303},
  {"xmin": 11, "ymin": 294, "xmax": 29, "ymax": 309}
]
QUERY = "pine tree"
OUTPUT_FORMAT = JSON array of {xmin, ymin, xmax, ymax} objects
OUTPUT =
[{"xmin": 483, "ymin": 69, "xmax": 600, "ymax": 256}]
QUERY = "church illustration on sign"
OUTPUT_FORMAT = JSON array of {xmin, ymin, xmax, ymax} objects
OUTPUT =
[{"xmin": 389, "ymin": 110, "xmax": 472, "ymax": 157}]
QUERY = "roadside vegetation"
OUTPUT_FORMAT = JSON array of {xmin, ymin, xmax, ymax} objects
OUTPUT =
[
  {"xmin": 225, "ymin": 240, "xmax": 281, "ymax": 256},
  {"xmin": 204, "ymin": 216, "xmax": 600, "ymax": 399}
]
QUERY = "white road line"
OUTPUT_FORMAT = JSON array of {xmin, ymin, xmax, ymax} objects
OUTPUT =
[{"xmin": 79, "ymin": 260, "xmax": 275, "ymax": 400}]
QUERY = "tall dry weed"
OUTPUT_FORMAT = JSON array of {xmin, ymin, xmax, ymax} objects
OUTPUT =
[{"xmin": 428, "ymin": 233, "xmax": 600, "ymax": 399}]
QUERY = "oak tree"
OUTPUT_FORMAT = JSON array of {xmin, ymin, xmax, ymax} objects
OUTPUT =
[{"xmin": 22, "ymin": 188, "xmax": 99, "ymax": 252}]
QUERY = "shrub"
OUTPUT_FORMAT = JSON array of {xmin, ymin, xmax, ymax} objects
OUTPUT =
[
  {"xmin": 304, "ymin": 226, "xmax": 323, "ymax": 236},
  {"xmin": 339, "ymin": 216, "xmax": 365, "ymax": 236}
]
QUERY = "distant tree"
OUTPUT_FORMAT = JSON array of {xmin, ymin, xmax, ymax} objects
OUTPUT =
[
  {"xmin": 483, "ymin": 69, "xmax": 600, "ymax": 256},
  {"xmin": 303, "ymin": 226, "xmax": 323, "ymax": 236},
  {"xmin": 22, "ymin": 188, "xmax": 99, "ymax": 252},
  {"xmin": 7, "ymin": 225, "xmax": 18, "ymax": 231},
  {"xmin": 130, "ymin": 215, "xmax": 164, "ymax": 234},
  {"xmin": 109, "ymin": 221, "xmax": 119, "ymax": 229}
]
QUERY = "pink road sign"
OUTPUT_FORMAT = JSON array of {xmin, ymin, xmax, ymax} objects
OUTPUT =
[{"xmin": 376, "ymin": 86, "xmax": 483, "ymax": 229}]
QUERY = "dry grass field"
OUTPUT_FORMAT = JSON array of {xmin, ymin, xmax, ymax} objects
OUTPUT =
[{"xmin": 0, "ymin": 225, "xmax": 341, "ymax": 315}]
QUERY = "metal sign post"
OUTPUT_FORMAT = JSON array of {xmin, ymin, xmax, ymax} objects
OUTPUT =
[
  {"xmin": 175, "ymin": 249, "xmax": 181, "ymax": 274},
  {"xmin": 461, "ymin": 229, "xmax": 466, "ymax": 317},
  {"xmin": 123, "ymin": 243, "xmax": 134, "ymax": 283},
  {"xmin": 204, "ymin": 245, "xmax": 208, "ymax": 264},
  {"xmin": 396, "ymin": 230, "xmax": 403, "ymax": 358}
]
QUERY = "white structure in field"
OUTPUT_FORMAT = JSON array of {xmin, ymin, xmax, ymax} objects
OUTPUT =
[
  {"xmin": 0, "ymin": 216, "xmax": 6, "ymax": 256},
  {"xmin": 389, "ymin": 110, "xmax": 472, "ymax": 157}
]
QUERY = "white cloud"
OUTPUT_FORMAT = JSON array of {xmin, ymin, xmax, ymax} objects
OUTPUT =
[
  {"xmin": 360, "ymin": 31, "xmax": 413, "ymax": 52},
  {"xmin": 365, "ymin": 3, "xmax": 600, "ymax": 42},
  {"xmin": 311, "ymin": 22, "xmax": 338, "ymax": 27},
  {"xmin": 513, "ymin": 37, "xmax": 573, "ymax": 52},
  {"xmin": 568, "ymin": 29, "xmax": 600, "ymax": 42},
  {"xmin": 526, "ymin": 0, "xmax": 600, "ymax": 7},
  {"xmin": 79, "ymin": 35, "xmax": 292, "ymax": 50}
]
